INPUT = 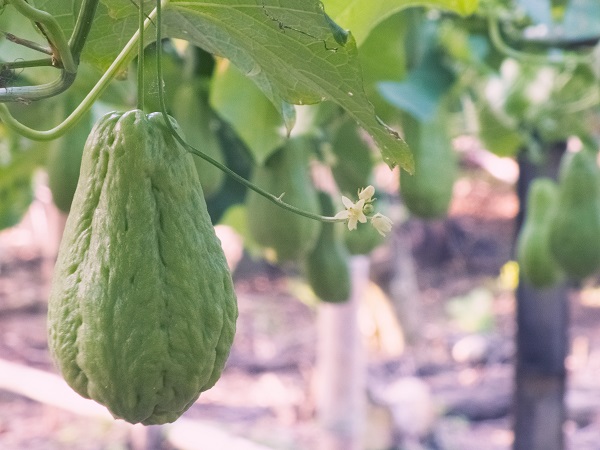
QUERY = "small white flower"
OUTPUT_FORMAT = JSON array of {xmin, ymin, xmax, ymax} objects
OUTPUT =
[
  {"xmin": 358, "ymin": 185, "xmax": 375, "ymax": 202},
  {"xmin": 371, "ymin": 213, "xmax": 393, "ymax": 236},
  {"xmin": 335, "ymin": 196, "xmax": 367, "ymax": 230}
]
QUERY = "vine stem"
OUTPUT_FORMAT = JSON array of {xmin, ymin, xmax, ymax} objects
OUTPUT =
[
  {"xmin": 0, "ymin": 0, "xmax": 169, "ymax": 140},
  {"xmin": 9, "ymin": 0, "xmax": 76, "ymax": 73},
  {"xmin": 153, "ymin": 0, "xmax": 343, "ymax": 224},
  {"xmin": 137, "ymin": 0, "xmax": 145, "ymax": 110},
  {"xmin": 69, "ymin": 0, "xmax": 101, "ymax": 63},
  {"xmin": 487, "ymin": 14, "xmax": 590, "ymax": 67},
  {"xmin": 0, "ymin": 58, "xmax": 54, "ymax": 69},
  {"xmin": 0, "ymin": 0, "xmax": 99, "ymax": 102}
]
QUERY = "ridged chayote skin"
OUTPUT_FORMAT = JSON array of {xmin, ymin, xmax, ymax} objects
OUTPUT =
[{"xmin": 48, "ymin": 110, "xmax": 238, "ymax": 425}]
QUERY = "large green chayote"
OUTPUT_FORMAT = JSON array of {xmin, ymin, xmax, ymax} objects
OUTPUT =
[{"xmin": 48, "ymin": 110, "xmax": 238, "ymax": 425}]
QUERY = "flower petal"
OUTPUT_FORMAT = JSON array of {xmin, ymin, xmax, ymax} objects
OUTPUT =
[
  {"xmin": 371, "ymin": 213, "xmax": 393, "ymax": 236},
  {"xmin": 341, "ymin": 196, "xmax": 354, "ymax": 209},
  {"xmin": 359, "ymin": 185, "xmax": 375, "ymax": 201},
  {"xmin": 334, "ymin": 210, "xmax": 349, "ymax": 220}
]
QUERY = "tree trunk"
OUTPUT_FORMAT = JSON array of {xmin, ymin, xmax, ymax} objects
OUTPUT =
[
  {"xmin": 513, "ymin": 142, "xmax": 568, "ymax": 450},
  {"xmin": 315, "ymin": 256, "xmax": 370, "ymax": 450}
]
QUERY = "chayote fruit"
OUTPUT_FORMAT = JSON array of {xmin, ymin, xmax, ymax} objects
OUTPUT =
[
  {"xmin": 516, "ymin": 178, "xmax": 563, "ymax": 288},
  {"xmin": 48, "ymin": 110, "xmax": 238, "ymax": 425},
  {"xmin": 400, "ymin": 113, "xmax": 456, "ymax": 219},
  {"xmin": 304, "ymin": 192, "xmax": 351, "ymax": 302},
  {"xmin": 548, "ymin": 150, "xmax": 600, "ymax": 280},
  {"xmin": 330, "ymin": 116, "xmax": 374, "ymax": 197},
  {"xmin": 343, "ymin": 217, "xmax": 385, "ymax": 255}
]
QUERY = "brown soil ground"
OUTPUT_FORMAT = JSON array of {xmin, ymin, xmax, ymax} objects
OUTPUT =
[{"xmin": 2, "ymin": 167, "xmax": 600, "ymax": 450}]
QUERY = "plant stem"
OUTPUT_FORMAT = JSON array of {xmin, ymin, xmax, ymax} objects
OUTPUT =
[
  {"xmin": 0, "ymin": 31, "xmax": 52, "ymax": 55},
  {"xmin": 0, "ymin": 0, "xmax": 99, "ymax": 102},
  {"xmin": 0, "ymin": 58, "xmax": 54, "ymax": 69},
  {"xmin": 0, "ymin": 70, "xmax": 77, "ymax": 102},
  {"xmin": 0, "ymin": 1, "xmax": 167, "ymax": 140},
  {"xmin": 154, "ymin": 0, "xmax": 342, "ymax": 224},
  {"xmin": 137, "ymin": 0, "xmax": 145, "ymax": 110},
  {"xmin": 487, "ymin": 15, "xmax": 590, "ymax": 67},
  {"xmin": 9, "ymin": 0, "xmax": 76, "ymax": 73},
  {"xmin": 69, "ymin": 0, "xmax": 100, "ymax": 63}
]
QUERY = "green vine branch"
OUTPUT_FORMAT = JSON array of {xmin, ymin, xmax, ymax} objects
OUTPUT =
[
  {"xmin": 487, "ymin": 14, "xmax": 592, "ymax": 67},
  {"xmin": 1, "ymin": 58, "xmax": 54, "ymax": 70},
  {"xmin": 69, "ymin": 0, "xmax": 101, "ymax": 63},
  {"xmin": 0, "ymin": 0, "xmax": 99, "ymax": 102},
  {"xmin": 8, "ymin": 0, "xmax": 76, "ymax": 73},
  {"xmin": 0, "ymin": 0, "xmax": 166, "ymax": 140}
]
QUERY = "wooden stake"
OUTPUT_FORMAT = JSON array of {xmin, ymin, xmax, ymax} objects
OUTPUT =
[{"xmin": 315, "ymin": 255, "xmax": 370, "ymax": 450}]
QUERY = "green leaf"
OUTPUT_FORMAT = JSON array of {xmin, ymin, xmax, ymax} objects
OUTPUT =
[
  {"xmin": 378, "ymin": 48, "xmax": 456, "ymax": 121},
  {"xmin": 0, "ymin": 124, "xmax": 50, "ymax": 230},
  {"xmin": 322, "ymin": 0, "xmax": 479, "ymax": 46},
  {"xmin": 26, "ymin": 1, "xmax": 406, "ymax": 170},
  {"xmin": 36, "ymin": 0, "xmax": 414, "ymax": 169},
  {"xmin": 358, "ymin": 13, "xmax": 408, "ymax": 123},
  {"xmin": 162, "ymin": 0, "xmax": 412, "ymax": 170},
  {"xmin": 476, "ymin": 104, "xmax": 523, "ymax": 157}
]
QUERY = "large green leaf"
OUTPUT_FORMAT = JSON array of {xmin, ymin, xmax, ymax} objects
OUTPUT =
[
  {"xmin": 322, "ymin": 0, "xmax": 479, "ymax": 46},
  {"xmin": 162, "ymin": 0, "xmax": 412, "ymax": 169},
  {"xmin": 378, "ymin": 47, "xmax": 456, "ymax": 121},
  {"xmin": 34, "ymin": 0, "xmax": 413, "ymax": 170},
  {"xmin": 358, "ymin": 13, "xmax": 408, "ymax": 123}
]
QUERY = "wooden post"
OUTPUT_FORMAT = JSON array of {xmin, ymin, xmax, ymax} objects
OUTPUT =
[
  {"xmin": 514, "ymin": 280, "xmax": 568, "ymax": 450},
  {"xmin": 315, "ymin": 256, "xmax": 370, "ymax": 450},
  {"xmin": 513, "ymin": 143, "xmax": 568, "ymax": 450}
]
